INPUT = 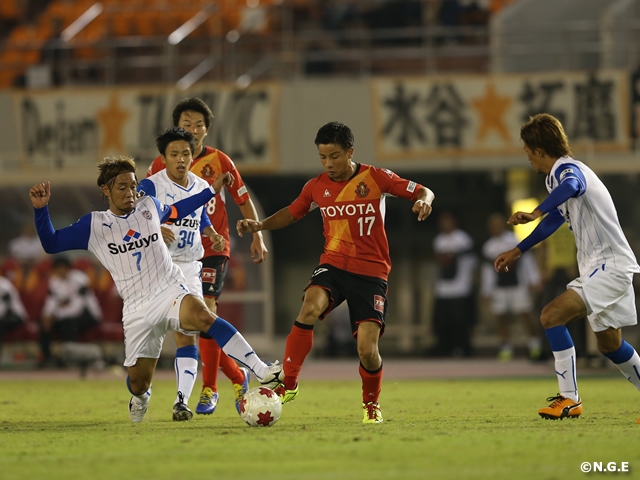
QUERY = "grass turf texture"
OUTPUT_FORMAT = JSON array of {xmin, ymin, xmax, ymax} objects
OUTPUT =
[{"xmin": 0, "ymin": 377, "xmax": 639, "ymax": 479}]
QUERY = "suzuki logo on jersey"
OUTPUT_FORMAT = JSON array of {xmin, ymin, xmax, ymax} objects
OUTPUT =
[
  {"xmin": 108, "ymin": 232, "xmax": 159, "ymax": 254},
  {"xmin": 173, "ymin": 212, "xmax": 200, "ymax": 229},
  {"xmin": 319, "ymin": 203, "xmax": 376, "ymax": 218},
  {"xmin": 373, "ymin": 295, "xmax": 385, "ymax": 313},
  {"xmin": 123, "ymin": 230, "xmax": 141, "ymax": 242}
]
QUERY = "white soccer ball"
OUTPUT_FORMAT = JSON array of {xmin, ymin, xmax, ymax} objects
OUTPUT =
[{"xmin": 239, "ymin": 386, "xmax": 282, "ymax": 427}]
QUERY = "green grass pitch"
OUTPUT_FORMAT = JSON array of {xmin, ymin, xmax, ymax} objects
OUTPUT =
[{"xmin": 1, "ymin": 376, "xmax": 639, "ymax": 479}]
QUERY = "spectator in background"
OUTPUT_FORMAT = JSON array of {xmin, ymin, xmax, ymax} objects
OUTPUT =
[
  {"xmin": 9, "ymin": 222, "xmax": 45, "ymax": 268},
  {"xmin": 481, "ymin": 213, "xmax": 542, "ymax": 361},
  {"xmin": 38, "ymin": 256, "xmax": 102, "ymax": 367},
  {"xmin": 0, "ymin": 273, "xmax": 27, "ymax": 360},
  {"xmin": 430, "ymin": 211, "xmax": 477, "ymax": 357}
]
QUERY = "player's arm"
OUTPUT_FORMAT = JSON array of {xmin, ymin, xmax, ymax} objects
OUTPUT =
[
  {"xmin": 494, "ymin": 209, "xmax": 565, "ymax": 272},
  {"xmin": 509, "ymin": 166, "xmax": 584, "ymax": 225},
  {"xmin": 30, "ymin": 182, "xmax": 91, "ymax": 253},
  {"xmin": 238, "ymin": 199, "xmax": 268, "ymax": 263},
  {"xmin": 157, "ymin": 173, "xmax": 233, "ymax": 224},
  {"xmin": 412, "ymin": 186, "xmax": 435, "ymax": 221},
  {"xmin": 237, "ymin": 207, "xmax": 299, "ymax": 236},
  {"xmin": 201, "ymin": 221, "xmax": 225, "ymax": 253}
]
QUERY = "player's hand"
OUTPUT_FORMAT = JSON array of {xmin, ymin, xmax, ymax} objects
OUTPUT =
[
  {"xmin": 412, "ymin": 199, "xmax": 432, "ymax": 221},
  {"xmin": 29, "ymin": 182, "xmax": 51, "ymax": 208},
  {"xmin": 250, "ymin": 234, "xmax": 268, "ymax": 264},
  {"xmin": 160, "ymin": 226, "xmax": 176, "ymax": 245},
  {"xmin": 237, "ymin": 219, "xmax": 262, "ymax": 237},
  {"xmin": 212, "ymin": 172, "xmax": 235, "ymax": 193},
  {"xmin": 508, "ymin": 209, "xmax": 542, "ymax": 225},
  {"xmin": 494, "ymin": 247, "xmax": 522, "ymax": 273},
  {"xmin": 208, "ymin": 233, "xmax": 225, "ymax": 252}
]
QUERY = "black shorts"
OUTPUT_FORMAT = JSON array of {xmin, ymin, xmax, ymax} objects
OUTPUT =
[
  {"xmin": 305, "ymin": 264, "xmax": 388, "ymax": 336},
  {"xmin": 201, "ymin": 255, "xmax": 229, "ymax": 299}
]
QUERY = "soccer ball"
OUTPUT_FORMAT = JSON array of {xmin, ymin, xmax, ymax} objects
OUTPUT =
[{"xmin": 239, "ymin": 386, "xmax": 282, "ymax": 427}]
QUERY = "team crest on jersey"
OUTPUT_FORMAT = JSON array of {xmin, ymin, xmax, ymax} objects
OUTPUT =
[
  {"xmin": 355, "ymin": 181, "xmax": 370, "ymax": 198},
  {"xmin": 123, "ymin": 230, "xmax": 141, "ymax": 242},
  {"xmin": 141, "ymin": 210, "xmax": 152, "ymax": 220},
  {"xmin": 201, "ymin": 164, "xmax": 214, "ymax": 179}
]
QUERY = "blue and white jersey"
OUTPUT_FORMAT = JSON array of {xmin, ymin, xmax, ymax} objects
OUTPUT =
[
  {"xmin": 34, "ymin": 187, "xmax": 216, "ymax": 316},
  {"xmin": 546, "ymin": 156, "xmax": 640, "ymax": 276},
  {"xmin": 86, "ymin": 195, "xmax": 185, "ymax": 315},
  {"xmin": 138, "ymin": 171, "xmax": 211, "ymax": 263}
]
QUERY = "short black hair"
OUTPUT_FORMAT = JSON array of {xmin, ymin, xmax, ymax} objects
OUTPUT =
[
  {"xmin": 156, "ymin": 127, "xmax": 196, "ymax": 156},
  {"xmin": 314, "ymin": 122, "xmax": 355, "ymax": 151},
  {"xmin": 172, "ymin": 98, "xmax": 214, "ymax": 130}
]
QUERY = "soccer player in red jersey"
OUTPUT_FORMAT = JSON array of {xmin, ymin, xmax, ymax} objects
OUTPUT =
[
  {"xmin": 237, "ymin": 122, "xmax": 435, "ymax": 423},
  {"xmin": 147, "ymin": 98, "xmax": 267, "ymax": 416}
]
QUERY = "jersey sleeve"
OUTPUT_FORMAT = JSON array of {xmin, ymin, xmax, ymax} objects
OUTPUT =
[
  {"xmin": 555, "ymin": 163, "xmax": 587, "ymax": 195},
  {"xmin": 371, "ymin": 167, "xmax": 423, "ymax": 201},
  {"xmin": 288, "ymin": 178, "xmax": 317, "ymax": 219},
  {"xmin": 34, "ymin": 207, "xmax": 91, "ymax": 253},
  {"xmin": 146, "ymin": 156, "xmax": 165, "ymax": 177},
  {"xmin": 218, "ymin": 151, "xmax": 251, "ymax": 205},
  {"xmin": 200, "ymin": 206, "xmax": 212, "ymax": 232},
  {"xmin": 153, "ymin": 187, "xmax": 216, "ymax": 224},
  {"xmin": 137, "ymin": 178, "xmax": 156, "ymax": 198}
]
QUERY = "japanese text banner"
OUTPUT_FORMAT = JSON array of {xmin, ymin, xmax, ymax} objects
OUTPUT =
[{"xmin": 371, "ymin": 71, "xmax": 630, "ymax": 160}]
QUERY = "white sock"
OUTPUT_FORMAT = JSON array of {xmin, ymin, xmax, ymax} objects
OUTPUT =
[
  {"xmin": 614, "ymin": 350, "xmax": 640, "ymax": 391},
  {"xmin": 552, "ymin": 347, "xmax": 579, "ymax": 401},
  {"xmin": 222, "ymin": 332, "xmax": 269, "ymax": 380},
  {"xmin": 134, "ymin": 387, "xmax": 151, "ymax": 405},
  {"xmin": 174, "ymin": 357, "xmax": 198, "ymax": 405}
]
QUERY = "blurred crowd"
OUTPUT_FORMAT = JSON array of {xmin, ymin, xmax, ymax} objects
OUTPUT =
[{"xmin": 0, "ymin": 221, "xmax": 123, "ymax": 369}]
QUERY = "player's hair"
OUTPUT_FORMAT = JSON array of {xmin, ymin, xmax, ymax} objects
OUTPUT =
[
  {"xmin": 172, "ymin": 97, "xmax": 214, "ymax": 130},
  {"xmin": 97, "ymin": 155, "xmax": 137, "ymax": 189},
  {"xmin": 314, "ymin": 122, "xmax": 355, "ymax": 151},
  {"xmin": 156, "ymin": 127, "xmax": 196, "ymax": 156},
  {"xmin": 520, "ymin": 113, "xmax": 572, "ymax": 159}
]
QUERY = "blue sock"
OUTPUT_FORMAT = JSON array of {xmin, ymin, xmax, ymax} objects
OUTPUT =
[
  {"xmin": 176, "ymin": 345, "xmax": 198, "ymax": 360},
  {"xmin": 206, "ymin": 317, "xmax": 236, "ymax": 348},
  {"xmin": 603, "ymin": 341, "xmax": 635, "ymax": 364},
  {"xmin": 544, "ymin": 325, "xmax": 574, "ymax": 352}
]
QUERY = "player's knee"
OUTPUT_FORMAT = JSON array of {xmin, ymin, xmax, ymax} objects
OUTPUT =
[
  {"xmin": 357, "ymin": 344, "xmax": 379, "ymax": 365},
  {"xmin": 539, "ymin": 305, "xmax": 560, "ymax": 329}
]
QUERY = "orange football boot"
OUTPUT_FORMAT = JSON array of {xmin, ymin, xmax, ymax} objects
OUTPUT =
[{"xmin": 538, "ymin": 394, "xmax": 582, "ymax": 420}]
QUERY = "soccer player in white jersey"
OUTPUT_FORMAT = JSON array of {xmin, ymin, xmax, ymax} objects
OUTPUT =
[
  {"xmin": 138, "ymin": 127, "xmax": 226, "ymax": 421},
  {"xmin": 494, "ymin": 113, "xmax": 640, "ymax": 421},
  {"xmin": 30, "ymin": 156, "xmax": 282, "ymax": 423}
]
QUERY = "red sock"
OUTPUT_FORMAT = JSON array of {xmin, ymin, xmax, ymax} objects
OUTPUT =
[
  {"xmin": 199, "ymin": 337, "xmax": 221, "ymax": 392},
  {"xmin": 282, "ymin": 324, "xmax": 314, "ymax": 390},
  {"xmin": 219, "ymin": 351, "xmax": 244, "ymax": 385},
  {"xmin": 359, "ymin": 363, "xmax": 383, "ymax": 404}
]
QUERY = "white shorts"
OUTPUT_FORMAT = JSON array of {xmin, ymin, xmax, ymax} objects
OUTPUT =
[
  {"xmin": 567, "ymin": 266, "xmax": 638, "ymax": 333},
  {"xmin": 490, "ymin": 286, "xmax": 533, "ymax": 315},
  {"xmin": 175, "ymin": 260, "xmax": 203, "ymax": 299},
  {"xmin": 122, "ymin": 283, "xmax": 197, "ymax": 367}
]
